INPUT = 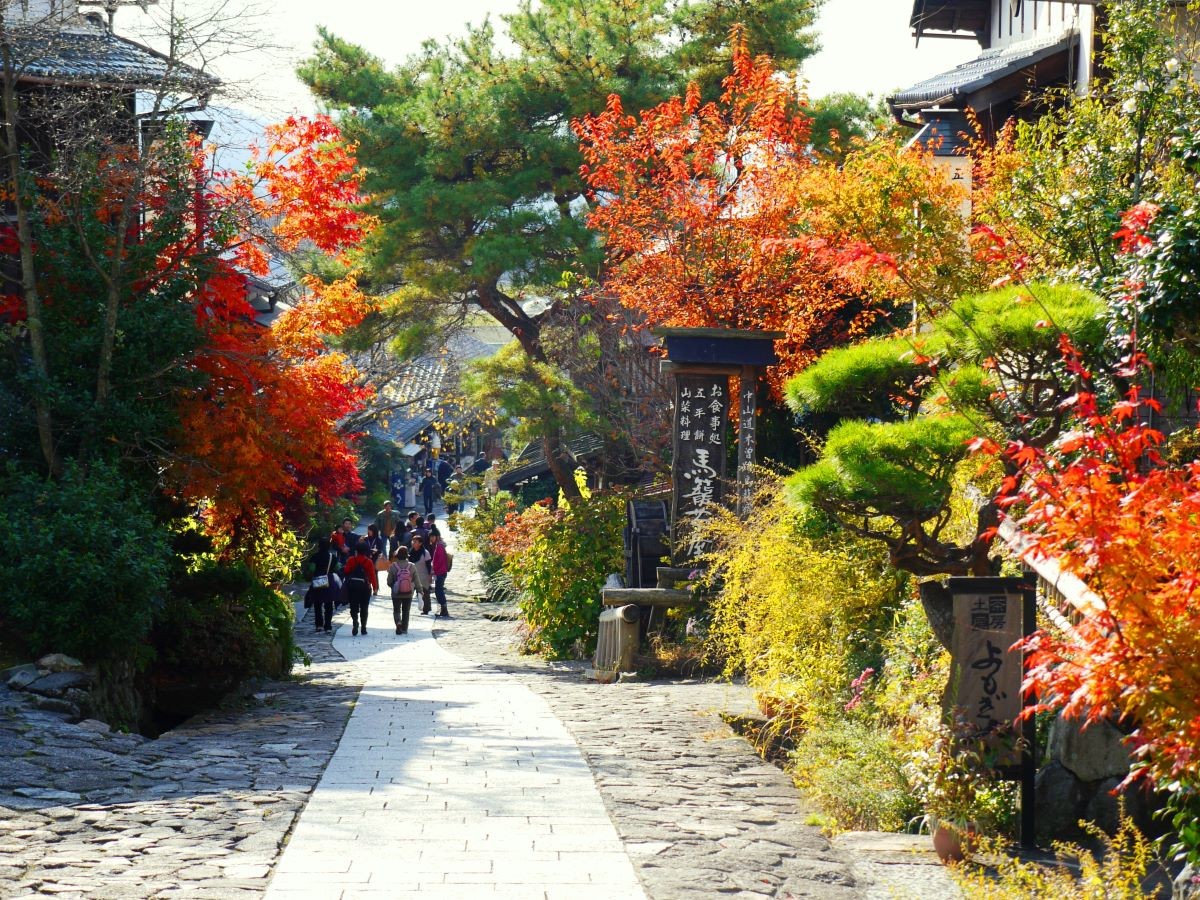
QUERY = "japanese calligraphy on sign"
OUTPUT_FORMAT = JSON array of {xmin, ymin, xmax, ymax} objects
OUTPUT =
[
  {"xmin": 672, "ymin": 374, "xmax": 729, "ymax": 562},
  {"xmin": 949, "ymin": 585, "xmax": 1025, "ymax": 766},
  {"xmin": 736, "ymin": 375, "xmax": 757, "ymax": 515}
]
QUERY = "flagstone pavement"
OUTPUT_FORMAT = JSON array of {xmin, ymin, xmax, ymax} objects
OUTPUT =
[
  {"xmin": 0, "ymin": 515, "xmax": 958, "ymax": 899},
  {"xmin": 265, "ymin": 597, "xmax": 646, "ymax": 900}
]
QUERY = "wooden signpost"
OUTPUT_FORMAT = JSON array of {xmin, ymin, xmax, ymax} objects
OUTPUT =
[
  {"xmin": 655, "ymin": 328, "xmax": 782, "ymax": 565},
  {"xmin": 947, "ymin": 576, "xmax": 1038, "ymax": 848}
]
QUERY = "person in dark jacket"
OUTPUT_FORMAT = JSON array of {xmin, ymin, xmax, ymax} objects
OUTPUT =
[
  {"xmin": 307, "ymin": 536, "xmax": 338, "ymax": 633},
  {"xmin": 343, "ymin": 541, "xmax": 378, "ymax": 636},
  {"xmin": 420, "ymin": 468, "xmax": 440, "ymax": 515},
  {"xmin": 408, "ymin": 533, "xmax": 432, "ymax": 615},
  {"xmin": 364, "ymin": 524, "xmax": 385, "ymax": 582}
]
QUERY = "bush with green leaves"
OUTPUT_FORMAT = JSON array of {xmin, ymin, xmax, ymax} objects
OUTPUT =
[
  {"xmin": 514, "ymin": 491, "xmax": 625, "ymax": 658},
  {"xmin": 158, "ymin": 554, "xmax": 295, "ymax": 684},
  {"xmin": 457, "ymin": 490, "xmax": 514, "ymax": 581},
  {"xmin": 0, "ymin": 460, "xmax": 168, "ymax": 664}
]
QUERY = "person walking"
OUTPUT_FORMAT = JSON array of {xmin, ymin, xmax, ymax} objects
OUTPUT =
[
  {"xmin": 404, "ymin": 471, "xmax": 418, "ymax": 509},
  {"xmin": 343, "ymin": 540, "xmax": 377, "ymax": 636},
  {"xmin": 386, "ymin": 550, "xmax": 417, "ymax": 635},
  {"xmin": 306, "ymin": 536, "xmax": 338, "ymax": 634},
  {"xmin": 420, "ymin": 468, "xmax": 440, "ymax": 516},
  {"xmin": 428, "ymin": 528, "xmax": 451, "ymax": 619},
  {"xmin": 374, "ymin": 501, "xmax": 401, "ymax": 556},
  {"xmin": 408, "ymin": 533, "xmax": 433, "ymax": 615}
]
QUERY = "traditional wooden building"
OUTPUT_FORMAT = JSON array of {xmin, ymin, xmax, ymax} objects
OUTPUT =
[{"xmin": 890, "ymin": 1, "xmax": 1099, "ymax": 151}]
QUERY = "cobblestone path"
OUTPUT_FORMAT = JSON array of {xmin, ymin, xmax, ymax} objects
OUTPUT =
[
  {"xmin": 0, "ymin": 622, "xmax": 357, "ymax": 899},
  {"xmin": 433, "ymin": 587, "xmax": 860, "ymax": 899},
  {"xmin": 0, "ymin": 521, "xmax": 954, "ymax": 899}
]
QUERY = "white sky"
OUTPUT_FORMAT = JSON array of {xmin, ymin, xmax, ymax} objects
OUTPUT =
[{"xmin": 120, "ymin": 0, "xmax": 976, "ymax": 119}]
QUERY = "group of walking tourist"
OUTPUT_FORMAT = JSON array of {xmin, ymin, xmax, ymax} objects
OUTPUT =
[{"xmin": 304, "ymin": 499, "xmax": 453, "ymax": 637}]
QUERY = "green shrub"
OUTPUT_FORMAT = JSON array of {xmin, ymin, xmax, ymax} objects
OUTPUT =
[
  {"xmin": 786, "ymin": 334, "xmax": 935, "ymax": 421},
  {"xmin": 0, "ymin": 460, "xmax": 168, "ymax": 663},
  {"xmin": 792, "ymin": 718, "xmax": 919, "ymax": 832},
  {"xmin": 516, "ymin": 491, "xmax": 625, "ymax": 658},
  {"xmin": 787, "ymin": 415, "xmax": 977, "ymax": 525},
  {"xmin": 159, "ymin": 556, "xmax": 295, "ymax": 681},
  {"xmin": 934, "ymin": 282, "xmax": 1106, "ymax": 364},
  {"xmin": 458, "ymin": 490, "xmax": 514, "ymax": 581}
]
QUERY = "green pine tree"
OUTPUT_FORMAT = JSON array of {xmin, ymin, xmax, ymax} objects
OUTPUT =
[{"xmin": 299, "ymin": 0, "xmax": 823, "ymax": 494}]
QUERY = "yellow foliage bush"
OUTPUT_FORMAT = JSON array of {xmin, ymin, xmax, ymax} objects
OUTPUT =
[
  {"xmin": 702, "ymin": 473, "xmax": 904, "ymax": 724},
  {"xmin": 952, "ymin": 812, "xmax": 1159, "ymax": 899},
  {"xmin": 700, "ymin": 471, "xmax": 964, "ymax": 832}
]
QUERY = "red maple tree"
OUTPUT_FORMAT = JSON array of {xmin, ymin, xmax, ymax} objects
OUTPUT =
[
  {"xmin": 173, "ymin": 116, "xmax": 376, "ymax": 536},
  {"xmin": 575, "ymin": 38, "xmax": 894, "ymax": 393}
]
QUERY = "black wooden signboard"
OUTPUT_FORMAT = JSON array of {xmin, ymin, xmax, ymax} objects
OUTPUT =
[{"xmin": 672, "ymin": 374, "xmax": 729, "ymax": 563}]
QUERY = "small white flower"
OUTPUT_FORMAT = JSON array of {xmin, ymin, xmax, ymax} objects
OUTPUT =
[
  {"xmin": 1132, "ymin": 80, "xmax": 1150, "ymax": 93},
  {"xmin": 1122, "ymin": 97, "xmax": 1138, "ymax": 115},
  {"xmin": 1166, "ymin": 58, "xmax": 1181, "ymax": 75}
]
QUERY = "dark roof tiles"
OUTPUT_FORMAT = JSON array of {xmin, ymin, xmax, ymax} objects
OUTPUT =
[
  {"xmin": 890, "ymin": 30, "xmax": 1075, "ymax": 110},
  {"xmin": 9, "ymin": 25, "xmax": 216, "ymax": 92}
]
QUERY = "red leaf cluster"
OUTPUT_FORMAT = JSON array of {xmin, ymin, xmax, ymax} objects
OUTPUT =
[
  {"xmin": 170, "ymin": 116, "xmax": 375, "ymax": 532},
  {"xmin": 573, "ymin": 38, "xmax": 879, "ymax": 395},
  {"xmin": 1000, "ymin": 371, "xmax": 1200, "ymax": 788}
]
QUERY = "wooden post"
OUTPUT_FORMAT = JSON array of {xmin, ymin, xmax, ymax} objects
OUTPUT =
[{"xmin": 737, "ymin": 365, "xmax": 758, "ymax": 517}]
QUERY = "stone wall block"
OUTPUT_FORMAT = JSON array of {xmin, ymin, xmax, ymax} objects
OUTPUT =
[
  {"xmin": 1035, "ymin": 760, "xmax": 1085, "ymax": 842},
  {"xmin": 1047, "ymin": 713, "xmax": 1132, "ymax": 783}
]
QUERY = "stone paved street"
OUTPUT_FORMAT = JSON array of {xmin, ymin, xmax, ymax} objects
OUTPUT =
[
  {"xmin": 267, "ymin": 600, "xmax": 644, "ymax": 900},
  {"xmin": 0, "ymin": 524, "xmax": 957, "ymax": 899},
  {"xmin": 0, "ymin": 620, "xmax": 357, "ymax": 899}
]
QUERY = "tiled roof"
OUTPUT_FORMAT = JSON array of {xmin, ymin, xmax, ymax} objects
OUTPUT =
[
  {"xmin": 370, "ymin": 327, "xmax": 513, "ymax": 446},
  {"xmin": 496, "ymin": 433, "xmax": 606, "ymax": 489},
  {"xmin": 10, "ymin": 25, "xmax": 216, "ymax": 92},
  {"xmin": 889, "ymin": 30, "xmax": 1075, "ymax": 110}
]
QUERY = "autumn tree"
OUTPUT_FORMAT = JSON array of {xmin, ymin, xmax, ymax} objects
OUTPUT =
[
  {"xmin": 575, "ymin": 39, "xmax": 978, "ymax": 396},
  {"xmin": 299, "ymin": 0, "xmax": 824, "ymax": 495},
  {"xmin": 0, "ymin": 105, "xmax": 374, "ymax": 675},
  {"xmin": 994, "ymin": 376, "xmax": 1200, "ymax": 869}
]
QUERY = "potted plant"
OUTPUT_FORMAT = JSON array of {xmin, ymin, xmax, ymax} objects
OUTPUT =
[{"xmin": 905, "ymin": 715, "xmax": 1018, "ymax": 864}]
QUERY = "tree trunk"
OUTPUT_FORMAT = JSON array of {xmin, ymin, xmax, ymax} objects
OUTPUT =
[
  {"xmin": 969, "ymin": 500, "xmax": 1001, "ymax": 577},
  {"xmin": 475, "ymin": 279, "xmax": 585, "ymax": 501},
  {"xmin": 543, "ymin": 430, "xmax": 583, "ymax": 502},
  {"xmin": 2, "ymin": 53, "xmax": 60, "ymax": 476}
]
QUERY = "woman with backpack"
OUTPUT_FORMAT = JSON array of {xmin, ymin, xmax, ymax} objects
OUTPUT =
[
  {"xmin": 408, "ymin": 533, "xmax": 432, "ymax": 615},
  {"xmin": 386, "ymin": 549, "xmax": 417, "ymax": 635},
  {"xmin": 342, "ymin": 540, "xmax": 378, "ymax": 636}
]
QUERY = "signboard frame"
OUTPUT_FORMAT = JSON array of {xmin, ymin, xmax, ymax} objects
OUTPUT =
[{"xmin": 947, "ymin": 575, "xmax": 1037, "ymax": 848}]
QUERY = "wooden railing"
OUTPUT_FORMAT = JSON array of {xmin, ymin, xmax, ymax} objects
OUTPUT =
[{"xmin": 996, "ymin": 519, "xmax": 1104, "ymax": 640}]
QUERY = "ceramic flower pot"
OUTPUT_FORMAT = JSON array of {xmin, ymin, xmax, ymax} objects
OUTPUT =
[{"xmin": 930, "ymin": 819, "xmax": 977, "ymax": 864}]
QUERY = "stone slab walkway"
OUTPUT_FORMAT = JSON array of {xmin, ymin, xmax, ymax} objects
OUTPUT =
[
  {"xmin": 0, "ymin": 511, "xmax": 958, "ymax": 899},
  {"xmin": 265, "ymin": 599, "xmax": 645, "ymax": 900}
]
